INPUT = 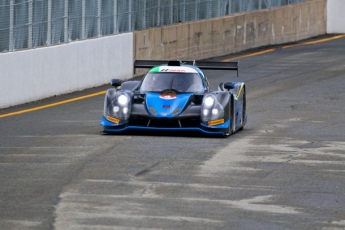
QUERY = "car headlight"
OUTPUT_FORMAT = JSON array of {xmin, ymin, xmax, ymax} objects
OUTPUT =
[
  {"xmin": 212, "ymin": 108, "xmax": 219, "ymax": 115},
  {"xmin": 201, "ymin": 94, "xmax": 224, "ymax": 123},
  {"xmin": 118, "ymin": 94, "xmax": 128, "ymax": 106},
  {"xmin": 106, "ymin": 92, "xmax": 131, "ymax": 121},
  {"xmin": 204, "ymin": 97, "xmax": 214, "ymax": 107},
  {"xmin": 113, "ymin": 106, "xmax": 120, "ymax": 113}
]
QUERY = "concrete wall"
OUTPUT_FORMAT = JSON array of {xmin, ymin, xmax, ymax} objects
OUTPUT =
[
  {"xmin": 327, "ymin": 0, "xmax": 345, "ymax": 33},
  {"xmin": 134, "ymin": 0, "xmax": 327, "ymax": 75},
  {"xmin": 0, "ymin": 33, "xmax": 133, "ymax": 108}
]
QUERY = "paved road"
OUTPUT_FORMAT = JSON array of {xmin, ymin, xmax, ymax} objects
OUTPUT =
[{"xmin": 0, "ymin": 35, "xmax": 345, "ymax": 230}]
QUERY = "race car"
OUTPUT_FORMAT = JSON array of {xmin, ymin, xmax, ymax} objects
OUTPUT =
[{"xmin": 100, "ymin": 60, "xmax": 246, "ymax": 136}]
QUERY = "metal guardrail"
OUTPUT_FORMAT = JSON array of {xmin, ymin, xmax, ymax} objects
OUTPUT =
[{"xmin": 0, "ymin": 0, "xmax": 306, "ymax": 53}]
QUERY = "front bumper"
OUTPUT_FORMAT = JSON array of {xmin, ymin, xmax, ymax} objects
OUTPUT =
[{"xmin": 100, "ymin": 116, "xmax": 230, "ymax": 136}]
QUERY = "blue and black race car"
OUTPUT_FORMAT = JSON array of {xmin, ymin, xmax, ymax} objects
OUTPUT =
[{"xmin": 101, "ymin": 60, "xmax": 246, "ymax": 136}]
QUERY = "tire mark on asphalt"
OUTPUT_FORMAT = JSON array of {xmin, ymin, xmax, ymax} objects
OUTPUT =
[{"xmin": 135, "ymin": 161, "xmax": 161, "ymax": 177}]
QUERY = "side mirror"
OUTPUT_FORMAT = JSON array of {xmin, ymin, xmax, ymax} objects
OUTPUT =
[
  {"xmin": 224, "ymin": 82, "xmax": 234, "ymax": 91},
  {"xmin": 111, "ymin": 79, "xmax": 122, "ymax": 88}
]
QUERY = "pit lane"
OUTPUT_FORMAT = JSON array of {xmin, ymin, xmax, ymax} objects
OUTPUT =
[{"xmin": 0, "ymin": 35, "xmax": 345, "ymax": 229}]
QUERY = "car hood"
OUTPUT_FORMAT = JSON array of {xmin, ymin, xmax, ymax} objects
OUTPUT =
[{"xmin": 145, "ymin": 91, "xmax": 193, "ymax": 118}]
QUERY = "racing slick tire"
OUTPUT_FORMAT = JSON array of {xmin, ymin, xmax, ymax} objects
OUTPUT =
[
  {"xmin": 239, "ymin": 87, "xmax": 246, "ymax": 131},
  {"xmin": 224, "ymin": 95, "xmax": 234, "ymax": 136}
]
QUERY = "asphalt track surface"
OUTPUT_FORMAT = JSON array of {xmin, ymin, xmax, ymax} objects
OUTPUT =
[{"xmin": 1, "ymin": 35, "xmax": 345, "ymax": 230}]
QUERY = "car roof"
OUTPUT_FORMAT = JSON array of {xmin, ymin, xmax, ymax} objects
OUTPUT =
[{"xmin": 149, "ymin": 65, "xmax": 198, "ymax": 74}]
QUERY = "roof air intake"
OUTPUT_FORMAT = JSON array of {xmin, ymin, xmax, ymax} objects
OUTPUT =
[{"xmin": 168, "ymin": 60, "xmax": 181, "ymax": 66}]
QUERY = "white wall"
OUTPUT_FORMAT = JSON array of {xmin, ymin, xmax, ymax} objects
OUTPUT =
[
  {"xmin": 0, "ymin": 33, "xmax": 133, "ymax": 109},
  {"xmin": 327, "ymin": 0, "xmax": 345, "ymax": 33}
]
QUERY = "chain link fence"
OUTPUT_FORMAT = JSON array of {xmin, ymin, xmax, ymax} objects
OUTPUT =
[{"xmin": 0, "ymin": 0, "xmax": 307, "ymax": 53}]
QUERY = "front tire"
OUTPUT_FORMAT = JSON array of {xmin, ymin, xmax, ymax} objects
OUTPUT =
[
  {"xmin": 239, "ymin": 88, "xmax": 246, "ymax": 130},
  {"xmin": 224, "ymin": 95, "xmax": 234, "ymax": 136}
]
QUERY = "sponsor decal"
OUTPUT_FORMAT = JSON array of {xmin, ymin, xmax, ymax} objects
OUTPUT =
[
  {"xmin": 157, "ymin": 66, "xmax": 198, "ymax": 73},
  {"xmin": 208, "ymin": 118, "xmax": 224, "ymax": 126},
  {"xmin": 106, "ymin": 115, "xmax": 120, "ymax": 124},
  {"xmin": 160, "ymin": 90, "xmax": 177, "ymax": 99},
  {"xmin": 160, "ymin": 69, "xmax": 186, "ymax": 72}
]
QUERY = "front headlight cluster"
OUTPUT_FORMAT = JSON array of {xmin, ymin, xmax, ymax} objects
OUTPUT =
[
  {"xmin": 201, "ymin": 94, "xmax": 224, "ymax": 122},
  {"xmin": 108, "ymin": 92, "xmax": 131, "ymax": 121}
]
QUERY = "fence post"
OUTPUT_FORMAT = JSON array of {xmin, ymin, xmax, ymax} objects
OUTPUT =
[
  {"xmin": 64, "ymin": 0, "xmax": 68, "ymax": 42},
  {"xmin": 143, "ymin": 0, "xmax": 146, "ymax": 29},
  {"xmin": 170, "ymin": 0, "xmax": 173, "ymax": 24},
  {"xmin": 82, "ymin": 0, "xmax": 86, "ymax": 39},
  {"xmin": 47, "ymin": 0, "xmax": 52, "ymax": 45},
  {"xmin": 9, "ymin": 0, "xmax": 14, "ymax": 51},
  {"xmin": 157, "ymin": 0, "xmax": 161, "ymax": 26},
  {"xmin": 97, "ymin": 0, "xmax": 101, "ymax": 36},
  {"xmin": 129, "ymin": 0, "xmax": 132, "ymax": 31},
  {"xmin": 266, "ymin": 0, "xmax": 272, "ymax": 8},
  {"xmin": 114, "ymin": 0, "xmax": 118, "ymax": 34},
  {"xmin": 195, "ymin": 0, "xmax": 198, "ymax": 21},
  {"xmin": 28, "ymin": 0, "xmax": 33, "ymax": 48},
  {"xmin": 182, "ymin": 0, "xmax": 186, "ymax": 22},
  {"xmin": 207, "ymin": 0, "xmax": 211, "ymax": 18},
  {"xmin": 227, "ymin": 0, "xmax": 231, "ymax": 15}
]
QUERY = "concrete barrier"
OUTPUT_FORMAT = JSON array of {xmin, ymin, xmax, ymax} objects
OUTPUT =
[
  {"xmin": 0, "ymin": 33, "xmax": 133, "ymax": 109},
  {"xmin": 327, "ymin": 0, "xmax": 345, "ymax": 33},
  {"xmin": 134, "ymin": 0, "xmax": 327, "ymax": 68}
]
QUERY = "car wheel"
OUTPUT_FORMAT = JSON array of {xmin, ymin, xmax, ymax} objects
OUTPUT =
[
  {"xmin": 239, "ymin": 88, "xmax": 246, "ymax": 130},
  {"xmin": 224, "ymin": 96, "xmax": 234, "ymax": 136}
]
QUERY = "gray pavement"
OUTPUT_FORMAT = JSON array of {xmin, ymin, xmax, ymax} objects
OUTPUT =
[{"xmin": 0, "ymin": 36, "xmax": 345, "ymax": 230}]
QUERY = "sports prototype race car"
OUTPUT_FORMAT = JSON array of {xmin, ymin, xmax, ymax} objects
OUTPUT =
[{"xmin": 100, "ymin": 60, "xmax": 247, "ymax": 136}]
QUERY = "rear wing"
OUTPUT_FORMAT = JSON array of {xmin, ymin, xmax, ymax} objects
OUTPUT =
[{"xmin": 134, "ymin": 60, "xmax": 239, "ymax": 77}]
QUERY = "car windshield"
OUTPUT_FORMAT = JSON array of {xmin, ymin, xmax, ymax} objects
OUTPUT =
[{"xmin": 140, "ymin": 72, "xmax": 203, "ymax": 93}]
